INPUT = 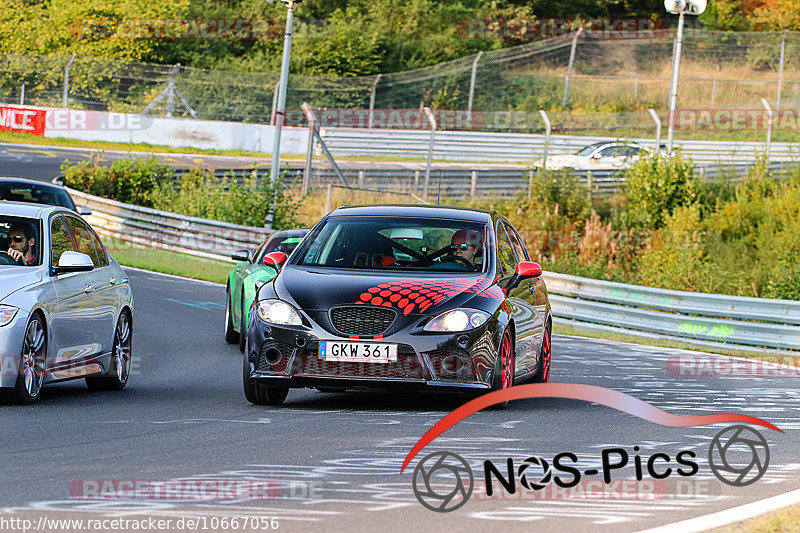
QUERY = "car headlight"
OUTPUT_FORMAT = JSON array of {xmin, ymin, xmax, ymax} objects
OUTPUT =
[
  {"xmin": 0, "ymin": 305, "xmax": 18, "ymax": 327},
  {"xmin": 424, "ymin": 308, "xmax": 490, "ymax": 332},
  {"xmin": 256, "ymin": 299, "xmax": 303, "ymax": 326}
]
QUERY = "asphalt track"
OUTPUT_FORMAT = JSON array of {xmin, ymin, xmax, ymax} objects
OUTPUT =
[{"xmin": 1, "ymin": 268, "xmax": 798, "ymax": 532}]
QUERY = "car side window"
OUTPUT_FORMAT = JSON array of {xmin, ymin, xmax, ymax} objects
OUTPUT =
[
  {"xmin": 496, "ymin": 223, "xmax": 517, "ymax": 278},
  {"xmin": 598, "ymin": 147, "xmax": 617, "ymax": 157},
  {"xmin": 88, "ymin": 228, "xmax": 109, "ymax": 267},
  {"xmin": 504, "ymin": 222, "xmax": 529, "ymax": 262},
  {"xmin": 50, "ymin": 216, "xmax": 74, "ymax": 266},
  {"xmin": 64, "ymin": 217, "xmax": 101, "ymax": 267}
]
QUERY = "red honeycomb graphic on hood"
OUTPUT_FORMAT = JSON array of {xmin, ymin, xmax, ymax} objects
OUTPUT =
[{"xmin": 355, "ymin": 278, "xmax": 504, "ymax": 315}]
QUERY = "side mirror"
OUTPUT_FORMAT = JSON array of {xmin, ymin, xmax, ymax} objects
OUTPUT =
[
  {"xmin": 231, "ymin": 249, "xmax": 251, "ymax": 262},
  {"xmin": 263, "ymin": 251, "xmax": 286, "ymax": 271},
  {"xmin": 54, "ymin": 251, "xmax": 94, "ymax": 274},
  {"xmin": 505, "ymin": 261, "xmax": 543, "ymax": 292},
  {"xmin": 77, "ymin": 206, "xmax": 92, "ymax": 216}
]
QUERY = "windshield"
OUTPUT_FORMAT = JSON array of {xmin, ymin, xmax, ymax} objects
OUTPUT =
[
  {"xmin": 575, "ymin": 144, "xmax": 602, "ymax": 156},
  {"xmin": 296, "ymin": 217, "xmax": 488, "ymax": 273},
  {"xmin": 0, "ymin": 215, "xmax": 42, "ymax": 267},
  {"xmin": 0, "ymin": 182, "xmax": 75, "ymax": 210}
]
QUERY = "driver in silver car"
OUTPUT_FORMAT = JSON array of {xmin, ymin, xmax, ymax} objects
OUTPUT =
[{"xmin": 6, "ymin": 223, "xmax": 37, "ymax": 265}]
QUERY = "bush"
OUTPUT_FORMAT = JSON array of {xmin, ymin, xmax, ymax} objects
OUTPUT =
[
  {"xmin": 61, "ymin": 155, "xmax": 170, "ymax": 206},
  {"xmin": 622, "ymin": 152, "xmax": 699, "ymax": 229}
]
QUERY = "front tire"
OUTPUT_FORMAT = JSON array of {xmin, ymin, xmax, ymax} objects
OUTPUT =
[
  {"xmin": 10, "ymin": 314, "xmax": 46, "ymax": 404},
  {"xmin": 533, "ymin": 322, "xmax": 551, "ymax": 383},
  {"xmin": 243, "ymin": 353, "xmax": 289, "ymax": 406},
  {"xmin": 224, "ymin": 284, "xmax": 239, "ymax": 344},
  {"xmin": 489, "ymin": 328, "xmax": 515, "ymax": 410},
  {"xmin": 86, "ymin": 311, "xmax": 132, "ymax": 392}
]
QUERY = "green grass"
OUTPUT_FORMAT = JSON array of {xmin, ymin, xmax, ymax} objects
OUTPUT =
[
  {"xmin": 554, "ymin": 322, "xmax": 793, "ymax": 362},
  {"xmin": 107, "ymin": 243, "xmax": 230, "ymax": 284},
  {"xmin": 712, "ymin": 504, "xmax": 800, "ymax": 533}
]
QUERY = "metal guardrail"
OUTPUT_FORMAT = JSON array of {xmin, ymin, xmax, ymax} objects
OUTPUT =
[
  {"xmin": 320, "ymin": 128, "xmax": 800, "ymax": 165},
  {"xmin": 542, "ymin": 271, "xmax": 800, "ymax": 352},
  {"xmin": 67, "ymin": 187, "xmax": 269, "ymax": 262}
]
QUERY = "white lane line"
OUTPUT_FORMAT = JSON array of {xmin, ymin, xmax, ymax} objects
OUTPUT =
[
  {"xmin": 121, "ymin": 265, "xmax": 224, "ymax": 287},
  {"xmin": 635, "ymin": 487, "xmax": 800, "ymax": 533}
]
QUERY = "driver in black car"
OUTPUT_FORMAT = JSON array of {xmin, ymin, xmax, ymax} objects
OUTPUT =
[
  {"xmin": 7, "ymin": 223, "xmax": 37, "ymax": 265},
  {"xmin": 448, "ymin": 229, "xmax": 482, "ymax": 271}
]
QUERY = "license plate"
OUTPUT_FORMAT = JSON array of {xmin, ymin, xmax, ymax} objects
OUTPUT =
[{"xmin": 319, "ymin": 341, "xmax": 398, "ymax": 363}]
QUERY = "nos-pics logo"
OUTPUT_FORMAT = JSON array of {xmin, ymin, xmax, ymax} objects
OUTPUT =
[{"xmin": 412, "ymin": 425, "xmax": 770, "ymax": 513}]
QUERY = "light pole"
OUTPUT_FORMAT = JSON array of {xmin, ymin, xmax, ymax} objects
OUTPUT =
[
  {"xmin": 664, "ymin": 0, "xmax": 706, "ymax": 154},
  {"xmin": 267, "ymin": 0, "xmax": 300, "ymax": 228}
]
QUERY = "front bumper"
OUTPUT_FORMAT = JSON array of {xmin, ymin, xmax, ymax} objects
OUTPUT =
[
  {"xmin": 0, "ymin": 309, "xmax": 28, "ymax": 388},
  {"xmin": 246, "ymin": 314, "xmax": 499, "ymax": 393}
]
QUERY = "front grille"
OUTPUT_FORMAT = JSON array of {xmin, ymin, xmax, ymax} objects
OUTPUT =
[
  {"xmin": 257, "ymin": 340, "xmax": 295, "ymax": 373},
  {"xmin": 330, "ymin": 306, "xmax": 396, "ymax": 336},
  {"xmin": 296, "ymin": 342, "xmax": 424, "ymax": 379}
]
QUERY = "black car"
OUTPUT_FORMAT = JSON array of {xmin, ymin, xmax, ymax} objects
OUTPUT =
[
  {"xmin": 243, "ymin": 205, "xmax": 552, "ymax": 407},
  {"xmin": 0, "ymin": 177, "xmax": 88, "ymax": 214}
]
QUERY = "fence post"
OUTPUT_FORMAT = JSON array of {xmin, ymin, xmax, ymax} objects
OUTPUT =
[
  {"xmin": 562, "ymin": 27, "xmax": 583, "ymax": 108},
  {"xmin": 666, "ymin": 12, "xmax": 686, "ymax": 154},
  {"xmin": 270, "ymin": 81, "xmax": 280, "ymax": 125},
  {"xmin": 62, "ymin": 53, "xmax": 77, "ymax": 108},
  {"xmin": 19, "ymin": 84, "xmax": 24, "ymax": 105},
  {"xmin": 368, "ymin": 74, "xmax": 382, "ymax": 129},
  {"xmin": 301, "ymin": 102, "xmax": 316, "ymax": 195},
  {"xmin": 794, "ymin": 82, "xmax": 798, "ymax": 108},
  {"xmin": 776, "ymin": 30, "xmax": 787, "ymax": 111},
  {"xmin": 648, "ymin": 108, "xmax": 662, "ymax": 154},
  {"xmin": 470, "ymin": 170, "xmax": 477, "ymax": 199},
  {"xmin": 467, "ymin": 51, "xmax": 483, "ymax": 119},
  {"xmin": 534, "ymin": 110, "xmax": 552, "ymax": 199},
  {"xmin": 761, "ymin": 98, "xmax": 773, "ymax": 160},
  {"xmin": 423, "ymin": 107, "xmax": 437, "ymax": 201},
  {"xmin": 633, "ymin": 77, "xmax": 639, "ymax": 100},
  {"xmin": 414, "ymin": 170, "xmax": 420, "ymax": 191},
  {"xmin": 325, "ymin": 184, "xmax": 332, "ymax": 213},
  {"xmin": 358, "ymin": 170, "xmax": 364, "ymax": 188},
  {"xmin": 711, "ymin": 79, "xmax": 717, "ymax": 108}
]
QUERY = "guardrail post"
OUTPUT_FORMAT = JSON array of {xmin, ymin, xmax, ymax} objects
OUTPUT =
[
  {"xmin": 325, "ymin": 184, "xmax": 333, "ymax": 213},
  {"xmin": 586, "ymin": 170, "xmax": 593, "ymax": 201},
  {"xmin": 423, "ymin": 107, "xmax": 437, "ymax": 201},
  {"xmin": 62, "ymin": 53, "xmax": 76, "ymax": 108},
  {"xmin": 533, "ymin": 109, "xmax": 551, "ymax": 199},
  {"xmin": 711, "ymin": 79, "xmax": 717, "ymax": 108},
  {"xmin": 368, "ymin": 74, "xmax": 382, "ymax": 129},
  {"xmin": 358, "ymin": 170, "xmax": 364, "ymax": 188},
  {"xmin": 776, "ymin": 30, "xmax": 787, "ymax": 112},
  {"xmin": 633, "ymin": 77, "xmax": 639, "ymax": 100},
  {"xmin": 562, "ymin": 27, "xmax": 583, "ymax": 108},
  {"xmin": 414, "ymin": 170, "xmax": 420, "ymax": 191},
  {"xmin": 760, "ymin": 98, "xmax": 773, "ymax": 160},
  {"xmin": 470, "ymin": 170, "xmax": 477, "ymax": 199},
  {"xmin": 648, "ymin": 109, "xmax": 662, "ymax": 154},
  {"xmin": 467, "ymin": 51, "xmax": 483, "ymax": 120},
  {"xmin": 301, "ymin": 102, "xmax": 316, "ymax": 195}
]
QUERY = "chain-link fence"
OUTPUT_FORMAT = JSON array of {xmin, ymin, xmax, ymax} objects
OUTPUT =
[{"xmin": 2, "ymin": 29, "xmax": 799, "ymax": 136}]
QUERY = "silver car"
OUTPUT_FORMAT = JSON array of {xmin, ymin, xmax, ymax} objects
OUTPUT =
[{"xmin": 0, "ymin": 202, "xmax": 133, "ymax": 403}]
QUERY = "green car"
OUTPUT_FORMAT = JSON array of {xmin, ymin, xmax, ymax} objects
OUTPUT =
[{"xmin": 225, "ymin": 228, "xmax": 309, "ymax": 351}]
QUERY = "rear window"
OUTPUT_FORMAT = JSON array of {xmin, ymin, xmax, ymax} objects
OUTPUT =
[{"xmin": 0, "ymin": 182, "xmax": 75, "ymax": 210}]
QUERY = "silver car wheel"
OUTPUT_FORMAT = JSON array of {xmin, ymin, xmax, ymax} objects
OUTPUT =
[
  {"xmin": 115, "ymin": 313, "xmax": 132, "ymax": 384},
  {"xmin": 22, "ymin": 318, "xmax": 45, "ymax": 397}
]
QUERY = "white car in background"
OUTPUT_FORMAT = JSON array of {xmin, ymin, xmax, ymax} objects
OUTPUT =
[{"xmin": 534, "ymin": 142, "xmax": 652, "ymax": 171}]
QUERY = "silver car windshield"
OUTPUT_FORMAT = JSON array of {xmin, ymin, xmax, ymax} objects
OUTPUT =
[
  {"xmin": 0, "ymin": 216, "xmax": 42, "ymax": 267},
  {"xmin": 297, "ymin": 217, "xmax": 488, "ymax": 273}
]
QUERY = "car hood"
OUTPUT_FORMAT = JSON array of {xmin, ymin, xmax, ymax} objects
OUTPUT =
[
  {"xmin": 0, "ymin": 268, "xmax": 43, "ymax": 304},
  {"xmin": 276, "ymin": 266, "xmax": 504, "ymax": 316}
]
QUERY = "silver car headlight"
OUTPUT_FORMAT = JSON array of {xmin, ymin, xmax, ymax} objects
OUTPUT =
[
  {"xmin": 0, "ymin": 305, "xmax": 18, "ymax": 327},
  {"xmin": 256, "ymin": 299, "xmax": 303, "ymax": 326},
  {"xmin": 424, "ymin": 308, "xmax": 490, "ymax": 332}
]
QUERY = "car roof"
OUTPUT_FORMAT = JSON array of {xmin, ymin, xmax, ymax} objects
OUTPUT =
[
  {"xmin": 0, "ymin": 200, "xmax": 71, "ymax": 218},
  {"xmin": 329, "ymin": 204, "xmax": 493, "ymax": 222},
  {"xmin": 0, "ymin": 177, "xmax": 65, "ymax": 190}
]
